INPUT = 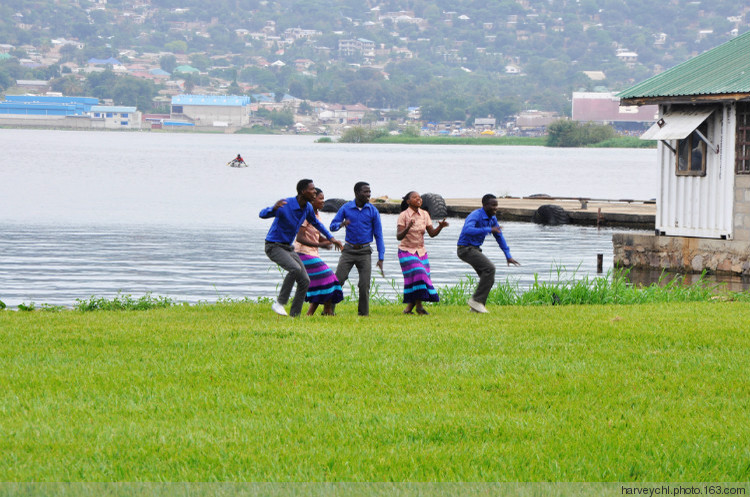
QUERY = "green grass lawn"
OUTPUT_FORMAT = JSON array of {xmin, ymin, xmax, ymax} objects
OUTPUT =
[{"xmin": 1, "ymin": 302, "xmax": 749, "ymax": 481}]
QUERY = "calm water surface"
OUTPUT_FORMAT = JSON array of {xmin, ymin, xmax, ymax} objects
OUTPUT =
[{"xmin": 1, "ymin": 129, "xmax": 657, "ymax": 307}]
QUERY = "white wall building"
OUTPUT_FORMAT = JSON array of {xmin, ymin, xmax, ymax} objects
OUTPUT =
[{"xmin": 90, "ymin": 105, "xmax": 142, "ymax": 129}]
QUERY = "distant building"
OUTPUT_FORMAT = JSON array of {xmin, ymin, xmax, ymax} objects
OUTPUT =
[
  {"xmin": 616, "ymin": 49, "xmax": 638, "ymax": 67},
  {"xmin": 15, "ymin": 80, "xmax": 50, "ymax": 93},
  {"xmin": 515, "ymin": 110, "xmax": 559, "ymax": 129},
  {"xmin": 572, "ymin": 92, "xmax": 658, "ymax": 130},
  {"xmin": 0, "ymin": 95, "xmax": 97, "ymax": 116},
  {"xmin": 582, "ymin": 70, "xmax": 606, "ymax": 81},
  {"xmin": 317, "ymin": 103, "xmax": 369, "ymax": 124},
  {"xmin": 88, "ymin": 57, "xmax": 122, "ymax": 66},
  {"xmin": 90, "ymin": 105, "xmax": 142, "ymax": 129},
  {"xmin": 338, "ymin": 38, "xmax": 375, "ymax": 57},
  {"xmin": 173, "ymin": 65, "xmax": 200, "ymax": 74},
  {"xmin": 0, "ymin": 95, "xmax": 142, "ymax": 129},
  {"xmin": 171, "ymin": 94, "xmax": 253, "ymax": 127},
  {"xmin": 474, "ymin": 117, "xmax": 496, "ymax": 129}
]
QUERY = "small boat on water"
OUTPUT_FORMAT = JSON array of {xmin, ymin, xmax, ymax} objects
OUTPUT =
[{"xmin": 227, "ymin": 159, "xmax": 248, "ymax": 168}]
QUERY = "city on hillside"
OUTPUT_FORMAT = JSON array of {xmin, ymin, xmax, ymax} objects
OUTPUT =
[{"xmin": 0, "ymin": 0, "xmax": 747, "ymax": 134}]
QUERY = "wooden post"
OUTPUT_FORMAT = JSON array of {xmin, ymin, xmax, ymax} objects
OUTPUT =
[{"xmin": 597, "ymin": 253, "xmax": 603, "ymax": 273}]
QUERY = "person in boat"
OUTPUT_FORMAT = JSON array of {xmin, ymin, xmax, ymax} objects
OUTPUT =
[
  {"xmin": 234, "ymin": 154, "xmax": 245, "ymax": 166},
  {"xmin": 396, "ymin": 191, "xmax": 449, "ymax": 315},
  {"xmin": 293, "ymin": 187, "xmax": 344, "ymax": 316}
]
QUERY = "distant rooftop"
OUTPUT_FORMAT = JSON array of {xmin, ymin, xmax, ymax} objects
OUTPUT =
[
  {"xmin": 172, "ymin": 95, "xmax": 252, "ymax": 106},
  {"xmin": 91, "ymin": 105, "xmax": 137, "ymax": 113}
]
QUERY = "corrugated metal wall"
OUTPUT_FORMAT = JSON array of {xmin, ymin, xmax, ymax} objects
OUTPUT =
[{"xmin": 656, "ymin": 104, "xmax": 736, "ymax": 239}]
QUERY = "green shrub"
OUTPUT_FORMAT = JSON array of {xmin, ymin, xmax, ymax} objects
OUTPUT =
[
  {"xmin": 546, "ymin": 119, "xmax": 616, "ymax": 147},
  {"xmin": 338, "ymin": 126, "xmax": 389, "ymax": 143},
  {"xmin": 235, "ymin": 125, "xmax": 273, "ymax": 134},
  {"xmin": 74, "ymin": 293, "xmax": 176, "ymax": 312},
  {"xmin": 17, "ymin": 302, "xmax": 35, "ymax": 312},
  {"xmin": 436, "ymin": 268, "xmax": 731, "ymax": 306},
  {"xmin": 592, "ymin": 136, "xmax": 657, "ymax": 148}
]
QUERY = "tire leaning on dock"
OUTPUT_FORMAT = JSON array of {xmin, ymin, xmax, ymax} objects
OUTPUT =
[
  {"xmin": 322, "ymin": 198, "xmax": 347, "ymax": 213},
  {"xmin": 532, "ymin": 204, "xmax": 570, "ymax": 225},
  {"xmin": 421, "ymin": 193, "xmax": 448, "ymax": 219}
]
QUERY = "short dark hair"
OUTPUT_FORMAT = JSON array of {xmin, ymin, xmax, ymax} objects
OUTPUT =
[
  {"xmin": 315, "ymin": 187, "xmax": 323, "ymax": 195},
  {"xmin": 297, "ymin": 179, "xmax": 314, "ymax": 195},
  {"xmin": 481, "ymin": 193, "xmax": 497, "ymax": 205},
  {"xmin": 354, "ymin": 181, "xmax": 369, "ymax": 195}
]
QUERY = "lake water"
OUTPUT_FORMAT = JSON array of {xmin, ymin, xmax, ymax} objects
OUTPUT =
[{"xmin": 0, "ymin": 129, "xmax": 658, "ymax": 307}]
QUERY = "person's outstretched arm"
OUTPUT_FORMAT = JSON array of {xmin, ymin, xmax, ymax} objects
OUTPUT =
[{"xmin": 259, "ymin": 199, "xmax": 286, "ymax": 218}]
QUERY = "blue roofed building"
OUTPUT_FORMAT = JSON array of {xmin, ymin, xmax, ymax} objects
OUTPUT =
[
  {"xmin": 0, "ymin": 95, "xmax": 98, "ymax": 116},
  {"xmin": 0, "ymin": 95, "xmax": 102, "ymax": 128},
  {"xmin": 0, "ymin": 96, "xmax": 142, "ymax": 129},
  {"xmin": 88, "ymin": 57, "xmax": 122, "ymax": 66},
  {"xmin": 171, "ymin": 94, "xmax": 253, "ymax": 127}
]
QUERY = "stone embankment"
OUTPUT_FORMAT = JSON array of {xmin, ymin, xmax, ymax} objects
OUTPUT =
[{"xmin": 613, "ymin": 233, "xmax": 750, "ymax": 275}]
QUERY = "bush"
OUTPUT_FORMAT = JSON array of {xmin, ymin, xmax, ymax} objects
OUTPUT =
[
  {"xmin": 546, "ymin": 120, "xmax": 616, "ymax": 147},
  {"xmin": 269, "ymin": 110, "xmax": 294, "ymax": 127},
  {"xmin": 74, "ymin": 293, "xmax": 176, "ymax": 312},
  {"xmin": 592, "ymin": 137, "xmax": 657, "ymax": 148},
  {"xmin": 402, "ymin": 125, "xmax": 421, "ymax": 137},
  {"xmin": 338, "ymin": 126, "xmax": 389, "ymax": 143}
]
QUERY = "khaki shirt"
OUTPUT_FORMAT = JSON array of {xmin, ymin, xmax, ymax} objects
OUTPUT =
[{"xmin": 397, "ymin": 208, "xmax": 432, "ymax": 256}]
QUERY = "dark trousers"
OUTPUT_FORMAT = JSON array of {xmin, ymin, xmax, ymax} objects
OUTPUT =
[
  {"xmin": 457, "ymin": 245, "xmax": 496, "ymax": 305},
  {"xmin": 265, "ymin": 241, "xmax": 310, "ymax": 317},
  {"xmin": 334, "ymin": 244, "xmax": 373, "ymax": 316}
]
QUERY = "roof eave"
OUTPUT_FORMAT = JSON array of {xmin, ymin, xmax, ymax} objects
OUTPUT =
[{"xmin": 621, "ymin": 93, "xmax": 750, "ymax": 106}]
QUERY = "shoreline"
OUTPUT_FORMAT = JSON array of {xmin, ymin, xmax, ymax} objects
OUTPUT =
[{"xmin": 1, "ymin": 125, "xmax": 656, "ymax": 148}]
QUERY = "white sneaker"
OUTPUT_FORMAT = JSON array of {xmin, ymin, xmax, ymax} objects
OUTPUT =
[
  {"xmin": 467, "ymin": 298, "xmax": 489, "ymax": 314},
  {"xmin": 271, "ymin": 301, "xmax": 288, "ymax": 316}
]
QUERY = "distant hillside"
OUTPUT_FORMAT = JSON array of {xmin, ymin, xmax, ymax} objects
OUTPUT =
[{"xmin": 1, "ymin": 0, "xmax": 748, "ymax": 115}]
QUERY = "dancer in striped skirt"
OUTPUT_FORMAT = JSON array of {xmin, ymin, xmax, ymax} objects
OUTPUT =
[
  {"xmin": 396, "ymin": 191, "xmax": 449, "ymax": 315},
  {"xmin": 294, "ymin": 188, "xmax": 344, "ymax": 316}
]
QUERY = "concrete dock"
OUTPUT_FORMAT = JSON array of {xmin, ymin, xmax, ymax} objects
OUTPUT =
[{"xmin": 371, "ymin": 196, "xmax": 656, "ymax": 229}]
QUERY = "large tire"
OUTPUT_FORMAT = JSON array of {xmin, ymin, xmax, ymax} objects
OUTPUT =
[
  {"xmin": 421, "ymin": 193, "xmax": 448, "ymax": 219},
  {"xmin": 532, "ymin": 204, "xmax": 570, "ymax": 225},
  {"xmin": 322, "ymin": 197, "xmax": 347, "ymax": 213}
]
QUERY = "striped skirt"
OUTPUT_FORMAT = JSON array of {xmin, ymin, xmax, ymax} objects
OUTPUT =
[
  {"xmin": 398, "ymin": 249, "xmax": 440, "ymax": 304},
  {"xmin": 298, "ymin": 253, "xmax": 344, "ymax": 304}
]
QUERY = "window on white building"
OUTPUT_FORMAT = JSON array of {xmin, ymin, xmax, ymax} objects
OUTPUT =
[
  {"xmin": 736, "ymin": 102, "xmax": 750, "ymax": 174},
  {"xmin": 676, "ymin": 121, "xmax": 707, "ymax": 177}
]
